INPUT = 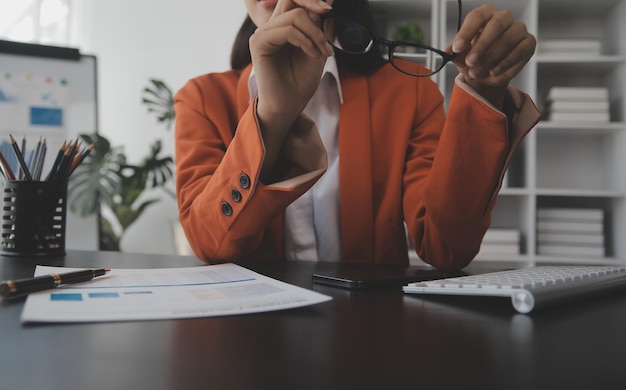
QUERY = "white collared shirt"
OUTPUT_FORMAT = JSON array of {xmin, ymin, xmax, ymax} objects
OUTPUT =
[{"xmin": 248, "ymin": 57, "xmax": 344, "ymax": 262}]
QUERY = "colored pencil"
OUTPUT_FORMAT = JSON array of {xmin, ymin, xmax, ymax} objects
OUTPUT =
[
  {"xmin": 0, "ymin": 151, "xmax": 16, "ymax": 180},
  {"xmin": 69, "ymin": 143, "xmax": 94, "ymax": 175},
  {"xmin": 9, "ymin": 134, "xmax": 32, "ymax": 181},
  {"xmin": 33, "ymin": 139, "xmax": 47, "ymax": 181},
  {"xmin": 45, "ymin": 141, "xmax": 67, "ymax": 181}
]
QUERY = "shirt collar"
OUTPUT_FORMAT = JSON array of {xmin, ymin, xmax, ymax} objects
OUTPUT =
[{"xmin": 247, "ymin": 55, "xmax": 344, "ymax": 104}]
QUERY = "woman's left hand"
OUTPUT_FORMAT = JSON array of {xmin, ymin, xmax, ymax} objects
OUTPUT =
[{"xmin": 449, "ymin": 4, "xmax": 536, "ymax": 107}]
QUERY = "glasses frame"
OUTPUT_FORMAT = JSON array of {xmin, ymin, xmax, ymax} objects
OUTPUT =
[{"xmin": 322, "ymin": 0, "xmax": 462, "ymax": 77}]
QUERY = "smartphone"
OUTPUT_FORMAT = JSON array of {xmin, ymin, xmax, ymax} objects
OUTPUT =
[{"xmin": 312, "ymin": 264, "xmax": 457, "ymax": 290}]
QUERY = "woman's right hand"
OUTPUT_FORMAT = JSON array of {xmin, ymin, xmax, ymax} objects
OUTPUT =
[
  {"xmin": 249, "ymin": 0, "xmax": 334, "ymax": 180},
  {"xmin": 250, "ymin": 0, "xmax": 334, "ymax": 123}
]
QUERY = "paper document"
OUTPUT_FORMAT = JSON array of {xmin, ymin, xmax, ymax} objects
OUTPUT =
[{"xmin": 20, "ymin": 264, "xmax": 332, "ymax": 323}]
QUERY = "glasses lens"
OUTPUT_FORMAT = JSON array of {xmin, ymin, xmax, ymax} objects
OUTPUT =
[
  {"xmin": 323, "ymin": 17, "xmax": 374, "ymax": 54},
  {"xmin": 390, "ymin": 46, "xmax": 446, "ymax": 76}
]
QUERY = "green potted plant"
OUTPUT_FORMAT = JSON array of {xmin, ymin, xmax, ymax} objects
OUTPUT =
[
  {"xmin": 68, "ymin": 79, "xmax": 175, "ymax": 251},
  {"xmin": 393, "ymin": 21, "xmax": 424, "ymax": 52}
]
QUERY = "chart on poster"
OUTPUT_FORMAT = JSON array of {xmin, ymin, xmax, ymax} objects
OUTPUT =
[{"xmin": 0, "ymin": 40, "xmax": 99, "ymax": 250}]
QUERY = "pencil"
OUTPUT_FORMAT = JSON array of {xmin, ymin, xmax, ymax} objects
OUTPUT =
[
  {"xmin": 0, "ymin": 150, "xmax": 16, "ymax": 180},
  {"xmin": 9, "ymin": 134, "xmax": 32, "ymax": 181},
  {"xmin": 69, "ymin": 143, "xmax": 94, "ymax": 175},
  {"xmin": 45, "ymin": 141, "xmax": 66, "ymax": 181},
  {"xmin": 19, "ymin": 136, "xmax": 26, "ymax": 179},
  {"xmin": 27, "ymin": 137, "xmax": 42, "ymax": 174},
  {"xmin": 33, "ymin": 138, "xmax": 47, "ymax": 181},
  {"xmin": 57, "ymin": 138, "xmax": 79, "ymax": 180},
  {"xmin": 53, "ymin": 144, "xmax": 73, "ymax": 181}
]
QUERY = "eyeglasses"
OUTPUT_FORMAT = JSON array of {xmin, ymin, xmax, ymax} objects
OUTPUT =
[{"xmin": 322, "ymin": 0, "xmax": 462, "ymax": 77}]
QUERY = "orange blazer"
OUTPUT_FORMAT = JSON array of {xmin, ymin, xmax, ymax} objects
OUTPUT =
[{"xmin": 175, "ymin": 62, "xmax": 540, "ymax": 270}]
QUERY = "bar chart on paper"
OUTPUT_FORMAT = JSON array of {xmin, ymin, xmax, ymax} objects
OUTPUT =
[{"xmin": 20, "ymin": 264, "xmax": 331, "ymax": 323}]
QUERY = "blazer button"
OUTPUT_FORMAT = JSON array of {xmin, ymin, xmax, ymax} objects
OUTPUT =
[
  {"xmin": 231, "ymin": 188, "xmax": 242, "ymax": 203},
  {"xmin": 221, "ymin": 201, "xmax": 233, "ymax": 216},
  {"xmin": 239, "ymin": 173, "xmax": 251, "ymax": 189}
]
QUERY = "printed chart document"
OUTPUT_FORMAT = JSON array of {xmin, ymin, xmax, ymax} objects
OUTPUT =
[{"xmin": 21, "ymin": 264, "xmax": 332, "ymax": 323}]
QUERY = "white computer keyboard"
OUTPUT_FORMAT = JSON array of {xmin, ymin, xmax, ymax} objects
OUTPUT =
[{"xmin": 403, "ymin": 265, "xmax": 626, "ymax": 313}]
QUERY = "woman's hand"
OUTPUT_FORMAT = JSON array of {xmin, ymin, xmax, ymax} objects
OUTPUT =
[
  {"xmin": 250, "ymin": 0, "xmax": 334, "ymax": 129},
  {"xmin": 449, "ymin": 4, "xmax": 536, "ymax": 108},
  {"xmin": 248, "ymin": 0, "xmax": 334, "ymax": 181}
]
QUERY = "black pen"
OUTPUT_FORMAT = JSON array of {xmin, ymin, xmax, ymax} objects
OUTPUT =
[{"xmin": 0, "ymin": 268, "xmax": 110, "ymax": 298}]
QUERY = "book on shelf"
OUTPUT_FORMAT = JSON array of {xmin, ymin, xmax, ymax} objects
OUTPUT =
[
  {"xmin": 537, "ymin": 220, "xmax": 603, "ymax": 234},
  {"xmin": 537, "ymin": 208, "xmax": 604, "ymax": 222},
  {"xmin": 548, "ymin": 111, "xmax": 610, "ymax": 122},
  {"xmin": 537, "ymin": 244, "xmax": 605, "ymax": 258},
  {"xmin": 479, "ymin": 228, "xmax": 520, "ymax": 256},
  {"xmin": 478, "ymin": 243, "xmax": 520, "ymax": 255},
  {"xmin": 545, "ymin": 87, "xmax": 611, "ymax": 122},
  {"xmin": 547, "ymin": 100, "xmax": 609, "ymax": 113},
  {"xmin": 482, "ymin": 228, "xmax": 520, "ymax": 243},
  {"xmin": 546, "ymin": 86, "xmax": 609, "ymax": 101},
  {"xmin": 536, "ymin": 207, "xmax": 606, "ymax": 258},
  {"xmin": 537, "ymin": 39, "xmax": 602, "ymax": 55},
  {"xmin": 537, "ymin": 232, "xmax": 604, "ymax": 246}
]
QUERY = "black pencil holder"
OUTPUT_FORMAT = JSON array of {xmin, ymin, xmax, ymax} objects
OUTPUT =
[{"xmin": 1, "ymin": 180, "xmax": 67, "ymax": 256}]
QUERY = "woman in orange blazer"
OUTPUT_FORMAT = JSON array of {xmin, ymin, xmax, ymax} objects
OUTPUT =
[{"xmin": 175, "ymin": 0, "xmax": 540, "ymax": 270}]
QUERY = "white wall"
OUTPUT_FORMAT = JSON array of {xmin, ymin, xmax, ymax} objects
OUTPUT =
[{"xmin": 70, "ymin": 0, "xmax": 247, "ymax": 255}]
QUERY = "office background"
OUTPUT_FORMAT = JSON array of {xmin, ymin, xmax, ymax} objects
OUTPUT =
[
  {"xmin": 2, "ymin": 0, "xmax": 625, "ymax": 264},
  {"xmin": 2, "ymin": 0, "xmax": 247, "ymax": 255},
  {"xmin": 69, "ymin": 1, "xmax": 246, "ymax": 255}
]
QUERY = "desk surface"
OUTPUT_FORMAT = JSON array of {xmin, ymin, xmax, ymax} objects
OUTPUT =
[{"xmin": 2, "ymin": 251, "xmax": 626, "ymax": 390}]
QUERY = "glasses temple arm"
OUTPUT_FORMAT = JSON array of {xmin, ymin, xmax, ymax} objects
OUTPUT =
[{"xmin": 457, "ymin": 0, "xmax": 462, "ymax": 32}]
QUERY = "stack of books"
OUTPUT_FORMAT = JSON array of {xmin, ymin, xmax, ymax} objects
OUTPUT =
[
  {"xmin": 545, "ymin": 86, "xmax": 610, "ymax": 123},
  {"xmin": 478, "ymin": 228, "xmax": 520, "ymax": 257},
  {"xmin": 537, "ymin": 38, "xmax": 602, "ymax": 56},
  {"xmin": 536, "ymin": 208, "xmax": 605, "ymax": 258}
]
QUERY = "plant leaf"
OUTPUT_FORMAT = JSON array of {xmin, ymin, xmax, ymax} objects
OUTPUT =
[
  {"xmin": 68, "ymin": 133, "xmax": 124, "ymax": 217},
  {"xmin": 141, "ymin": 78, "xmax": 175, "ymax": 130}
]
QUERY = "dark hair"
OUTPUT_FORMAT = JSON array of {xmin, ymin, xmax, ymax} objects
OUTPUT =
[
  {"xmin": 230, "ymin": 0, "xmax": 386, "ymax": 74},
  {"xmin": 230, "ymin": 15, "xmax": 256, "ymax": 71}
]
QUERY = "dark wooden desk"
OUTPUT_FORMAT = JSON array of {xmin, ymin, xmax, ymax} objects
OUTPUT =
[{"xmin": 2, "ymin": 251, "xmax": 626, "ymax": 390}]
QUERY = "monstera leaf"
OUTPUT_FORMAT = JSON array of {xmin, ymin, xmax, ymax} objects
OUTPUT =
[
  {"xmin": 142, "ymin": 78, "xmax": 175, "ymax": 130},
  {"xmin": 68, "ymin": 78, "xmax": 176, "ymax": 251},
  {"xmin": 68, "ymin": 133, "xmax": 124, "ymax": 217}
]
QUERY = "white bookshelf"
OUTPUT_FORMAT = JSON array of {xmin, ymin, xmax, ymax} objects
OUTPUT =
[{"xmin": 371, "ymin": 0, "xmax": 626, "ymax": 266}]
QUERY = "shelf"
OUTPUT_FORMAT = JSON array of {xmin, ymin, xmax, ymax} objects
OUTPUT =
[
  {"xmin": 474, "ymin": 254, "xmax": 531, "ymax": 263},
  {"xmin": 536, "ymin": 122, "xmax": 625, "ymax": 135},
  {"xmin": 385, "ymin": 0, "xmax": 626, "ymax": 266},
  {"xmin": 538, "ymin": 0, "xmax": 623, "ymax": 18},
  {"xmin": 498, "ymin": 188, "xmax": 531, "ymax": 196},
  {"xmin": 535, "ymin": 189, "xmax": 626, "ymax": 198},
  {"xmin": 534, "ymin": 256, "xmax": 626, "ymax": 266},
  {"xmin": 536, "ymin": 55, "xmax": 626, "ymax": 69}
]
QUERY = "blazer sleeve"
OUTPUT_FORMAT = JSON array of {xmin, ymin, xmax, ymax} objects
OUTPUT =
[
  {"xmin": 404, "ymin": 77, "xmax": 540, "ymax": 270},
  {"xmin": 174, "ymin": 77, "xmax": 327, "ymax": 262}
]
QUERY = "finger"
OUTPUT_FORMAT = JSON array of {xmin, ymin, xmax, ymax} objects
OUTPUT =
[
  {"xmin": 287, "ymin": 8, "xmax": 335, "ymax": 56},
  {"xmin": 492, "ymin": 59, "xmax": 528, "ymax": 85},
  {"xmin": 270, "ymin": 26, "xmax": 324, "ymax": 58},
  {"xmin": 452, "ymin": 5, "xmax": 515, "ymax": 65},
  {"xmin": 488, "ymin": 33, "xmax": 536, "ymax": 78},
  {"xmin": 468, "ymin": 22, "xmax": 532, "ymax": 79},
  {"xmin": 461, "ymin": 36, "xmax": 535, "ymax": 88},
  {"xmin": 467, "ymin": 13, "xmax": 515, "ymax": 68},
  {"xmin": 266, "ymin": 0, "xmax": 333, "ymax": 56},
  {"xmin": 254, "ymin": 9, "xmax": 333, "ymax": 57},
  {"xmin": 452, "ymin": 4, "xmax": 494, "ymax": 53}
]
